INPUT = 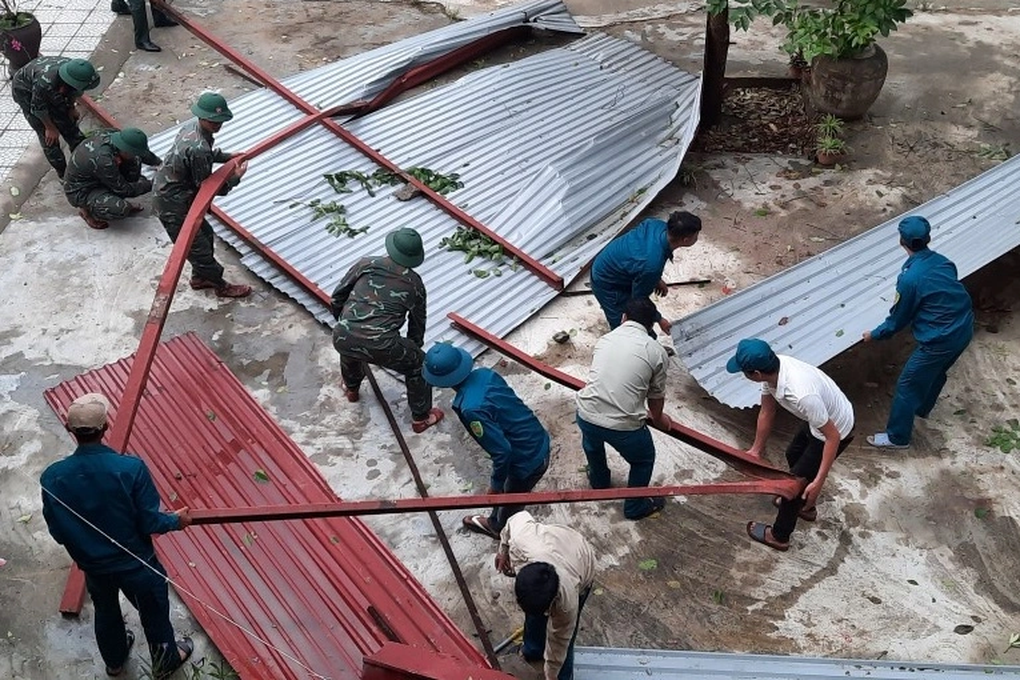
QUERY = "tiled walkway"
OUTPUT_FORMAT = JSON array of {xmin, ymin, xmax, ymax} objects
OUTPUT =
[{"xmin": 0, "ymin": 0, "xmax": 114, "ymax": 182}]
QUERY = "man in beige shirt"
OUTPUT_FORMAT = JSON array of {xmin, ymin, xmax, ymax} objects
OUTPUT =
[
  {"xmin": 575, "ymin": 297, "xmax": 671, "ymax": 520},
  {"xmin": 496, "ymin": 511, "xmax": 596, "ymax": 680}
]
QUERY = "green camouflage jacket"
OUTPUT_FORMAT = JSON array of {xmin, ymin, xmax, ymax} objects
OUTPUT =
[
  {"xmin": 11, "ymin": 56, "xmax": 77, "ymax": 123},
  {"xmin": 152, "ymin": 120, "xmax": 238, "ymax": 221},
  {"xmin": 63, "ymin": 132, "xmax": 151, "ymax": 205},
  {"xmin": 331, "ymin": 256, "xmax": 427, "ymax": 345}
]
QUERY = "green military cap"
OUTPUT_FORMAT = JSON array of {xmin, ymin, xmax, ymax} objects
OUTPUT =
[
  {"xmin": 385, "ymin": 227, "xmax": 425, "ymax": 269},
  {"xmin": 58, "ymin": 58, "xmax": 100, "ymax": 91},
  {"xmin": 191, "ymin": 92, "xmax": 233, "ymax": 123},
  {"xmin": 111, "ymin": 127, "xmax": 162, "ymax": 166}
]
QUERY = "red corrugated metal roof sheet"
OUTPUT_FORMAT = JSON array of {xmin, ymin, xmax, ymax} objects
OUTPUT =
[{"xmin": 43, "ymin": 332, "xmax": 487, "ymax": 680}]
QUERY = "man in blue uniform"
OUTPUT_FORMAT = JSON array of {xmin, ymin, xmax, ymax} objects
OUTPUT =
[
  {"xmin": 863, "ymin": 216, "xmax": 974, "ymax": 449},
  {"xmin": 423, "ymin": 344, "xmax": 550, "ymax": 539},
  {"xmin": 589, "ymin": 211, "xmax": 702, "ymax": 334},
  {"xmin": 41, "ymin": 393, "xmax": 194, "ymax": 679}
]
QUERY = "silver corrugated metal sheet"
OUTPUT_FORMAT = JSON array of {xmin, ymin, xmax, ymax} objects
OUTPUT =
[
  {"xmin": 573, "ymin": 647, "xmax": 1020, "ymax": 678},
  {"xmin": 147, "ymin": 0, "xmax": 582, "ymax": 158},
  {"xmin": 151, "ymin": 1, "xmax": 701, "ymax": 351},
  {"xmin": 673, "ymin": 154, "xmax": 1020, "ymax": 408}
]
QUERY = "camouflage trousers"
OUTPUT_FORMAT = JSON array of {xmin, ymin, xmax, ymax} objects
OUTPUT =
[
  {"xmin": 157, "ymin": 213, "xmax": 225, "ymax": 285},
  {"xmin": 13, "ymin": 99, "xmax": 83, "ymax": 177},
  {"xmin": 332, "ymin": 332, "xmax": 432, "ymax": 420},
  {"xmin": 76, "ymin": 189, "xmax": 139, "ymax": 220}
]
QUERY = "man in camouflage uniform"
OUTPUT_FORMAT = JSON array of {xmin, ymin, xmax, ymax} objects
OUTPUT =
[
  {"xmin": 331, "ymin": 227, "xmax": 444, "ymax": 433},
  {"xmin": 11, "ymin": 57, "xmax": 100, "ymax": 179},
  {"xmin": 63, "ymin": 127, "xmax": 163, "ymax": 230},
  {"xmin": 152, "ymin": 92, "xmax": 251, "ymax": 298}
]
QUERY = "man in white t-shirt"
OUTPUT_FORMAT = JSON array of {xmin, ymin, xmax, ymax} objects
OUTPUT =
[{"xmin": 726, "ymin": 338, "xmax": 855, "ymax": 551}]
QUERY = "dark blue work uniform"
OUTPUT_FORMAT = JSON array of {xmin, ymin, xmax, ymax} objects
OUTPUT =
[
  {"xmin": 870, "ymin": 249, "xmax": 974, "ymax": 445},
  {"xmin": 589, "ymin": 218, "xmax": 671, "ymax": 328},
  {"xmin": 453, "ymin": 368, "xmax": 550, "ymax": 531},
  {"xmin": 41, "ymin": 443, "xmax": 182, "ymax": 673}
]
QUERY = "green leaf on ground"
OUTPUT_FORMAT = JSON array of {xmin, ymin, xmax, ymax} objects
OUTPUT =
[
  {"xmin": 253, "ymin": 469, "xmax": 270, "ymax": 483},
  {"xmin": 975, "ymin": 507, "xmax": 990, "ymax": 519},
  {"xmin": 637, "ymin": 559, "xmax": 658, "ymax": 571},
  {"xmin": 907, "ymin": 579, "xmax": 919, "ymax": 586},
  {"xmin": 16, "ymin": 513, "xmax": 31, "ymax": 524},
  {"xmin": 953, "ymin": 409, "xmax": 967, "ymax": 416},
  {"xmin": 835, "ymin": 329, "xmax": 845, "ymax": 337},
  {"xmin": 241, "ymin": 532, "xmax": 254, "ymax": 547},
  {"xmin": 712, "ymin": 589, "xmax": 725, "ymax": 605},
  {"xmin": 206, "ymin": 410, "xmax": 216, "ymax": 421}
]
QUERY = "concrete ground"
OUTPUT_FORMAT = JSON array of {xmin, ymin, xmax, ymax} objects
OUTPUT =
[{"xmin": 1, "ymin": 1, "xmax": 1019, "ymax": 678}]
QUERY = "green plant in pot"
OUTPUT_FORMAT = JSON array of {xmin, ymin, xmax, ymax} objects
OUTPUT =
[
  {"xmin": 776, "ymin": 0, "xmax": 913, "ymax": 119},
  {"xmin": 1, "ymin": 0, "xmax": 42, "ymax": 78},
  {"xmin": 815, "ymin": 114, "xmax": 848, "ymax": 166}
]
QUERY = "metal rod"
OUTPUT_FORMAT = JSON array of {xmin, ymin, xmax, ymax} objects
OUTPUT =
[
  {"xmin": 447, "ymin": 312, "xmax": 795, "ymax": 481},
  {"xmin": 188, "ymin": 478, "xmax": 802, "ymax": 525},
  {"xmin": 150, "ymin": 0, "xmax": 563, "ymax": 290},
  {"xmin": 364, "ymin": 367, "xmax": 501, "ymax": 669},
  {"xmin": 560, "ymin": 278, "xmax": 712, "ymax": 297}
]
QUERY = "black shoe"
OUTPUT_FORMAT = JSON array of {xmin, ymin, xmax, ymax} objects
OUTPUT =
[
  {"xmin": 110, "ymin": 0, "xmax": 130, "ymax": 15},
  {"xmin": 136, "ymin": 39, "xmax": 161, "ymax": 52},
  {"xmin": 627, "ymin": 497, "xmax": 666, "ymax": 521}
]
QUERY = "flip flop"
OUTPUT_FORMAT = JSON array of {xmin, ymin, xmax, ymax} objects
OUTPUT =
[
  {"xmin": 105, "ymin": 630, "xmax": 135, "ymax": 676},
  {"xmin": 155, "ymin": 637, "xmax": 194, "ymax": 680},
  {"xmin": 462, "ymin": 514, "xmax": 499, "ymax": 539},
  {"xmin": 772, "ymin": 496, "xmax": 817, "ymax": 522},
  {"xmin": 746, "ymin": 521, "xmax": 789, "ymax": 552}
]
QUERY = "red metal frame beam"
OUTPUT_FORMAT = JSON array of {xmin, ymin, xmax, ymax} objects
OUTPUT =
[
  {"xmin": 448, "ymin": 312, "xmax": 796, "ymax": 481},
  {"xmin": 188, "ymin": 478, "xmax": 803, "ymax": 525},
  {"xmin": 150, "ymin": 0, "xmax": 564, "ymax": 290}
]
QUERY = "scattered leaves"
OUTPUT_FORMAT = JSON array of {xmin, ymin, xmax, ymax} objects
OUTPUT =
[
  {"xmin": 637, "ymin": 559, "xmax": 658, "ymax": 571},
  {"xmin": 907, "ymin": 579, "xmax": 919, "ymax": 586},
  {"xmin": 329, "ymin": 535, "xmax": 340, "ymax": 545},
  {"xmin": 9, "ymin": 186, "xmax": 19, "ymax": 197},
  {"xmin": 1005, "ymin": 632, "xmax": 1020, "ymax": 654},
  {"xmin": 253, "ymin": 469, "xmax": 270, "ymax": 483},
  {"xmin": 16, "ymin": 513, "xmax": 31, "ymax": 524},
  {"xmin": 711, "ymin": 589, "xmax": 725, "ymax": 605},
  {"xmin": 987, "ymin": 419, "xmax": 1020, "ymax": 454},
  {"xmin": 666, "ymin": 580, "xmax": 682, "ymax": 589},
  {"xmin": 778, "ymin": 316, "xmax": 789, "ymax": 326},
  {"xmin": 954, "ymin": 624, "xmax": 974, "ymax": 635},
  {"xmin": 953, "ymin": 409, "xmax": 967, "ymax": 416},
  {"xmin": 835, "ymin": 329, "xmax": 845, "ymax": 337},
  {"xmin": 974, "ymin": 507, "xmax": 990, "ymax": 519},
  {"xmin": 241, "ymin": 532, "xmax": 255, "ymax": 547},
  {"xmin": 205, "ymin": 410, "xmax": 216, "ymax": 421}
]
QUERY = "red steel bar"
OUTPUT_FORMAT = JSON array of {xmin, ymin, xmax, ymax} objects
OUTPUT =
[
  {"xmin": 189, "ymin": 478, "xmax": 803, "ymax": 525},
  {"xmin": 150, "ymin": 0, "xmax": 564, "ymax": 290},
  {"xmin": 448, "ymin": 312, "xmax": 795, "ymax": 481}
]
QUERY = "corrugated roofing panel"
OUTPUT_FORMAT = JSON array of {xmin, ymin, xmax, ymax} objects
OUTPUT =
[
  {"xmin": 202, "ymin": 28, "xmax": 701, "ymax": 352},
  {"xmin": 573, "ymin": 647, "xmax": 1020, "ymax": 678},
  {"xmin": 43, "ymin": 333, "xmax": 487, "ymax": 680},
  {"xmin": 673, "ymin": 154, "xmax": 1020, "ymax": 408},
  {"xmin": 145, "ymin": 0, "xmax": 582, "ymax": 158}
]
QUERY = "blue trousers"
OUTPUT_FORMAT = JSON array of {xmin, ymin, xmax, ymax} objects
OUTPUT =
[
  {"xmin": 590, "ymin": 283, "xmax": 628, "ymax": 329},
  {"xmin": 488, "ymin": 456, "xmax": 549, "ymax": 533},
  {"xmin": 522, "ymin": 585, "xmax": 591, "ymax": 680},
  {"xmin": 576, "ymin": 415, "xmax": 656, "ymax": 519},
  {"xmin": 84, "ymin": 558, "xmax": 179, "ymax": 675},
  {"xmin": 886, "ymin": 332, "xmax": 972, "ymax": 445}
]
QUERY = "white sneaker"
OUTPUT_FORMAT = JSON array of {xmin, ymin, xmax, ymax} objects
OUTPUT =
[{"xmin": 866, "ymin": 432, "xmax": 909, "ymax": 449}]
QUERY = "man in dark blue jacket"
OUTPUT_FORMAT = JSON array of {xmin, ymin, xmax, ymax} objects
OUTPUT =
[
  {"xmin": 589, "ymin": 211, "xmax": 702, "ymax": 334},
  {"xmin": 423, "ymin": 344, "xmax": 550, "ymax": 539},
  {"xmin": 863, "ymin": 216, "xmax": 974, "ymax": 449},
  {"xmin": 41, "ymin": 393, "xmax": 194, "ymax": 678}
]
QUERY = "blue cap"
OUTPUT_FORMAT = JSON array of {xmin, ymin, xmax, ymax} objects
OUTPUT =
[
  {"xmin": 726, "ymin": 338, "xmax": 779, "ymax": 374},
  {"xmin": 898, "ymin": 216, "xmax": 931, "ymax": 243},
  {"xmin": 423, "ymin": 344, "xmax": 473, "ymax": 388}
]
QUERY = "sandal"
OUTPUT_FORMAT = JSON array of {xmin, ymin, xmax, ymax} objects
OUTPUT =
[
  {"xmin": 462, "ymin": 514, "xmax": 499, "ymax": 539},
  {"xmin": 154, "ymin": 637, "xmax": 194, "ymax": 680},
  {"xmin": 105, "ymin": 629, "xmax": 135, "ymax": 676},
  {"xmin": 746, "ymin": 521, "xmax": 789, "ymax": 552},
  {"xmin": 78, "ymin": 207, "xmax": 109, "ymax": 230},
  {"xmin": 772, "ymin": 496, "xmax": 817, "ymax": 522},
  {"xmin": 411, "ymin": 407, "xmax": 444, "ymax": 433}
]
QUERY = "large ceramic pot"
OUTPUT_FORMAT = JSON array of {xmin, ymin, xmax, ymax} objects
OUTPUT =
[
  {"xmin": 1, "ymin": 13, "xmax": 42, "ymax": 78},
  {"xmin": 807, "ymin": 43, "xmax": 888, "ymax": 120}
]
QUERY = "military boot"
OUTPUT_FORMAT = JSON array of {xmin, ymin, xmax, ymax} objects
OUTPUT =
[
  {"xmin": 78, "ymin": 208, "xmax": 110, "ymax": 230},
  {"xmin": 110, "ymin": 0, "xmax": 131, "ymax": 15},
  {"xmin": 152, "ymin": 7, "xmax": 178, "ymax": 27}
]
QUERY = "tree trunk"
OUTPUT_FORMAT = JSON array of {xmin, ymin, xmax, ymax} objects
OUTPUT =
[{"xmin": 701, "ymin": 8, "xmax": 730, "ymax": 129}]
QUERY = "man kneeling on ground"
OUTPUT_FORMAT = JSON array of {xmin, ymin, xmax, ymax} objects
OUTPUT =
[{"xmin": 64, "ymin": 127, "xmax": 162, "ymax": 230}]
